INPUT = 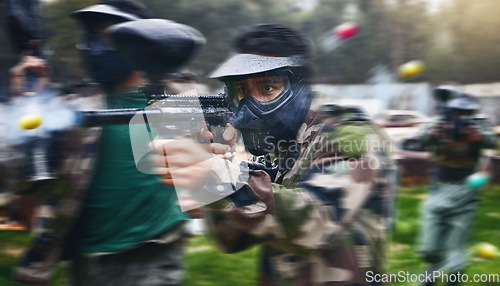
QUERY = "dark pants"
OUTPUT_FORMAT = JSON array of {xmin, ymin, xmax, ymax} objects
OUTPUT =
[
  {"xmin": 69, "ymin": 239, "xmax": 185, "ymax": 286},
  {"xmin": 419, "ymin": 181, "xmax": 478, "ymax": 273}
]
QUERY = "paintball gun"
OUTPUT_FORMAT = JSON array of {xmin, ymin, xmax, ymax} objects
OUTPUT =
[
  {"xmin": 6, "ymin": 85, "xmax": 233, "ymax": 195},
  {"xmin": 398, "ymin": 86, "xmax": 482, "ymax": 152},
  {"xmin": 77, "ymin": 18, "xmax": 231, "ymax": 138},
  {"xmin": 78, "ymin": 86, "xmax": 233, "ymax": 138},
  {"xmin": 2, "ymin": 18, "xmax": 235, "ymax": 191}
]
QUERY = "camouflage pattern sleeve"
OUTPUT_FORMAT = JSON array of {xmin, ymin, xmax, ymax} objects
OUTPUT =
[
  {"xmin": 477, "ymin": 120, "xmax": 498, "ymax": 149},
  {"xmin": 417, "ymin": 118, "xmax": 497, "ymax": 149},
  {"xmin": 416, "ymin": 121, "xmax": 439, "ymax": 146},
  {"xmin": 203, "ymin": 111, "xmax": 394, "ymax": 258},
  {"xmin": 414, "ymin": 117, "xmax": 497, "ymax": 169}
]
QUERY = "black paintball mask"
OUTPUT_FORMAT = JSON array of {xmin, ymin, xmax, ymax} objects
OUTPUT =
[
  {"xmin": 78, "ymin": 26, "xmax": 136, "ymax": 90},
  {"xmin": 446, "ymin": 94, "xmax": 480, "ymax": 140},
  {"xmin": 446, "ymin": 94, "xmax": 480, "ymax": 115},
  {"xmin": 211, "ymin": 54, "xmax": 312, "ymax": 155},
  {"xmin": 71, "ymin": 4, "xmax": 146, "ymax": 90}
]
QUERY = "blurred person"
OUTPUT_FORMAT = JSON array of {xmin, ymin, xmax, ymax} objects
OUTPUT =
[
  {"xmin": 151, "ymin": 24, "xmax": 397, "ymax": 285},
  {"xmin": 3, "ymin": 0, "xmax": 50, "ymax": 231},
  {"xmin": 5, "ymin": 0, "xmax": 47, "ymax": 96},
  {"xmin": 162, "ymin": 70, "xmax": 210, "ymax": 95},
  {"xmin": 9, "ymin": 54, "xmax": 50, "ymax": 96},
  {"xmin": 416, "ymin": 88, "xmax": 497, "ymax": 286},
  {"xmin": 4, "ymin": 54, "xmax": 50, "ymax": 232},
  {"xmin": 13, "ymin": 1, "xmax": 204, "ymax": 285}
]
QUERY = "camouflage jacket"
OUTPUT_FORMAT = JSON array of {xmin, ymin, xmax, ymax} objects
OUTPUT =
[
  {"xmin": 204, "ymin": 107, "xmax": 396, "ymax": 286},
  {"xmin": 417, "ymin": 118, "xmax": 497, "ymax": 168}
]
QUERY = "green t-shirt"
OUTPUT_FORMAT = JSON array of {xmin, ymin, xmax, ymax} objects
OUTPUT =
[{"xmin": 79, "ymin": 91, "xmax": 186, "ymax": 253}]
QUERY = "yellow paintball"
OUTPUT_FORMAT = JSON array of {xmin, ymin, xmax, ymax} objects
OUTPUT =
[
  {"xmin": 19, "ymin": 114, "xmax": 43, "ymax": 130},
  {"xmin": 475, "ymin": 242, "xmax": 499, "ymax": 260},
  {"xmin": 398, "ymin": 60, "xmax": 425, "ymax": 79}
]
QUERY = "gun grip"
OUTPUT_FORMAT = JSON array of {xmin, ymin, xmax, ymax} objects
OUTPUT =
[{"xmin": 207, "ymin": 125, "xmax": 229, "ymax": 145}]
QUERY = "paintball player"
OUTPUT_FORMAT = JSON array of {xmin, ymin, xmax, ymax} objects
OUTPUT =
[
  {"xmin": 9, "ymin": 55, "xmax": 49, "ymax": 97},
  {"xmin": 416, "ymin": 88, "xmax": 497, "ymax": 286},
  {"xmin": 3, "ymin": 0, "xmax": 50, "ymax": 231},
  {"xmin": 13, "ymin": 1, "xmax": 204, "ymax": 285},
  {"xmin": 151, "ymin": 24, "xmax": 397, "ymax": 285},
  {"xmin": 5, "ymin": 0, "xmax": 48, "ymax": 96}
]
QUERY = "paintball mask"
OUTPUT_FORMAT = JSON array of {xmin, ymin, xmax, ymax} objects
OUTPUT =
[
  {"xmin": 211, "ymin": 54, "xmax": 312, "ymax": 155},
  {"xmin": 446, "ymin": 94, "xmax": 481, "ymax": 140},
  {"xmin": 434, "ymin": 86, "xmax": 481, "ymax": 140},
  {"xmin": 71, "ymin": 3, "xmax": 148, "ymax": 89}
]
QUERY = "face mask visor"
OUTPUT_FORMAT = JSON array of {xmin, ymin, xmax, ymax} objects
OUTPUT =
[{"xmin": 223, "ymin": 73, "xmax": 292, "ymax": 114}]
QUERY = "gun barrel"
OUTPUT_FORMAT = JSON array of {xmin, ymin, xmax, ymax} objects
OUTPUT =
[
  {"xmin": 78, "ymin": 108, "xmax": 159, "ymax": 127},
  {"xmin": 77, "ymin": 94, "xmax": 232, "ymax": 127},
  {"xmin": 78, "ymin": 107, "xmax": 232, "ymax": 128}
]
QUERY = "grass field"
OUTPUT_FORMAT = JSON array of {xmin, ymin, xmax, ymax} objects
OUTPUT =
[{"xmin": 1, "ymin": 184, "xmax": 500, "ymax": 285}]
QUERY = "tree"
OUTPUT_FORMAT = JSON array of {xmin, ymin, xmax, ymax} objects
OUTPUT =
[
  {"xmin": 142, "ymin": 0, "xmax": 301, "ymax": 88},
  {"xmin": 26, "ymin": 0, "xmax": 500, "ymax": 87},
  {"xmin": 431, "ymin": 0, "xmax": 500, "ymax": 83},
  {"xmin": 41, "ymin": 0, "xmax": 98, "ymax": 85}
]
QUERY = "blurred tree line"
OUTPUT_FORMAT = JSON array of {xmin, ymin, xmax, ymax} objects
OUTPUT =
[{"xmin": 3, "ymin": 0, "xmax": 500, "ymax": 91}]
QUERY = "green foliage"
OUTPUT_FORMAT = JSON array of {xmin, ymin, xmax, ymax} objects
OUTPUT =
[
  {"xmin": 186, "ymin": 235, "xmax": 258, "ymax": 286},
  {"xmin": 2, "ymin": 184, "xmax": 500, "ymax": 285},
  {"xmin": 3, "ymin": 0, "xmax": 500, "ymax": 91},
  {"xmin": 433, "ymin": 0, "xmax": 500, "ymax": 83},
  {"xmin": 141, "ymin": 0, "xmax": 302, "ymax": 88},
  {"xmin": 41, "ymin": 0, "xmax": 98, "ymax": 84},
  {"xmin": 387, "ymin": 184, "xmax": 500, "ymax": 286},
  {"xmin": 0, "ymin": 232, "xmax": 29, "ymax": 286}
]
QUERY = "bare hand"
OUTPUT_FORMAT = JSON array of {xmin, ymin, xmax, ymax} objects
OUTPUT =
[
  {"xmin": 430, "ymin": 122, "xmax": 449, "ymax": 139},
  {"xmin": 9, "ymin": 55, "xmax": 50, "ymax": 95},
  {"xmin": 464, "ymin": 126, "xmax": 483, "ymax": 142},
  {"xmin": 200, "ymin": 124, "xmax": 238, "ymax": 159},
  {"xmin": 150, "ymin": 124, "xmax": 238, "ymax": 188},
  {"xmin": 179, "ymin": 195, "xmax": 203, "ymax": 218},
  {"xmin": 150, "ymin": 138, "xmax": 213, "ymax": 189}
]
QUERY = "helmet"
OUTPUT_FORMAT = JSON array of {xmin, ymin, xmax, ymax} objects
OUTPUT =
[
  {"xmin": 107, "ymin": 19, "xmax": 206, "ymax": 81},
  {"xmin": 433, "ymin": 85, "xmax": 459, "ymax": 103},
  {"xmin": 72, "ymin": 0, "xmax": 153, "ymax": 24},
  {"xmin": 447, "ymin": 93, "xmax": 480, "ymax": 112},
  {"xmin": 71, "ymin": 0, "xmax": 152, "ymax": 90},
  {"xmin": 446, "ymin": 93, "xmax": 481, "ymax": 140},
  {"xmin": 209, "ymin": 24, "xmax": 313, "ymax": 155}
]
